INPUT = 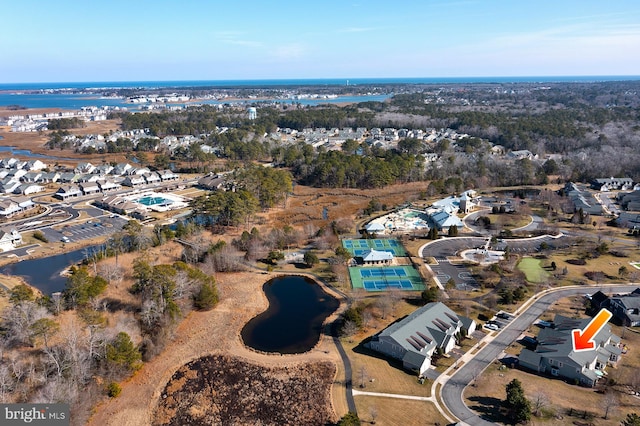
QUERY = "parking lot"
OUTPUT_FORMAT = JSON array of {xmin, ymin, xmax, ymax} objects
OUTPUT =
[
  {"xmin": 420, "ymin": 234, "xmax": 568, "ymax": 290},
  {"xmin": 42, "ymin": 214, "xmax": 129, "ymax": 244}
]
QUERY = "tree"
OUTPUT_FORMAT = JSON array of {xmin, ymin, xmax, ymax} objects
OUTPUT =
[
  {"xmin": 303, "ymin": 251, "xmax": 319, "ymax": 268},
  {"xmin": 422, "ymin": 286, "xmax": 440, "ymax": 304},
  {"xmin": 448, "ymin": 225, "xmax": 458, "ymax": 237},
  {"xmin": 337, "ymin": 412, "xmax": 360, "ymax": 426},
  {"xmin": 622, "ymin": 413, "xmax": 640, "ymax": 426},
  {"xmin": 9, "ymin": 284, "xmax": 35, "ymax": 304},
  {"xmin": 601, "ymin": 390, "xmax": 618, "ymax": 420},
  {"xmin": 29, "ymin": 318, "xmax": 59, "ymax": 349},
  {"xmin": 106, "ymin": 332, "xmax": 142, "ymax": 373},
  {"xmin": 531, "ymin": 391, "xmax": 549, "ymax": 416},
  {"xmin": 193, "ymin": 282, "xmax": 218, "ymax": 311},
  {"xmin": 504, "ymin": 378, "xmax": 531, "ymax": 424},
  {"xmin": 341, "ymin": 320, "xmax": 358, "ymax": 342}
]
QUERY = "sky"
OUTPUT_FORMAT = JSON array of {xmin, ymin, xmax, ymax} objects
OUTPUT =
[{"xmin": 2, "ymin": 0, "xmax": 640, "ymax": 83}]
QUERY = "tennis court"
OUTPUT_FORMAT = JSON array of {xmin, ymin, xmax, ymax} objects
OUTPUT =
[
  {"xmin": 349, "ymin": 265, "xmax": 424, "ymax": 292},
  {"xmin": 342, "ymin": 238, "xmax": 406, "ymax": 257}
]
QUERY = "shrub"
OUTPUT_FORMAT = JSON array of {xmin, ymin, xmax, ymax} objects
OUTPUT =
[
  {"xmin": 33, "ymin": 231, "xmax": 48, "ymax": 243},
  {"xmin": 106, "ymin": 381, "xmax": 122, "ymax": 398}
]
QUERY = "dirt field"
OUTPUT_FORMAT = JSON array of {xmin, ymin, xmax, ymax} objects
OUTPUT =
[{"xmin": 153, "ymin": 355, "xmax": 335, "ymax": 425}]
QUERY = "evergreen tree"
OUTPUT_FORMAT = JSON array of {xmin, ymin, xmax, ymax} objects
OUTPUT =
[{"xmin": 504, "ymin": 378, "xmax": 532, "ymax": 424}]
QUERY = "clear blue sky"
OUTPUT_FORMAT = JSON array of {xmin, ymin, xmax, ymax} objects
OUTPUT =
[{"xmin": 3, "ymin": 0, "xmax": 640, "ymax": 83}]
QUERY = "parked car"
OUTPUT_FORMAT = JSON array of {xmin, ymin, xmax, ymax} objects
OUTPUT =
[
  {"xmin": 497, "ymin": 312, "xmax": 512, "ymax": 320},
  {"xmin": 485, "ymin": 323, "xmax": 499, "ymax": 331}
]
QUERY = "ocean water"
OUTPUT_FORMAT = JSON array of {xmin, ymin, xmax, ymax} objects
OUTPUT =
[
  {"xmin": 1, "ymin": 75, "xmax": 639, "ymax": 91},
  {"xmin": 1, "ymin": 76, "xmax": 637, "ymax": 110}
]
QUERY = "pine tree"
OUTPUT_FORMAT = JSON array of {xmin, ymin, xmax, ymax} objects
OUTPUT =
[{"xmin": 505, "ymin": 378, "xmax": 531, "ymax": 424}]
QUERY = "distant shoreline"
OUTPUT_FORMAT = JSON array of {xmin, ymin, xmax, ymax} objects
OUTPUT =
[{"xmin": 1, "ymin": 75, "xmax": 639, "ymax": 91}]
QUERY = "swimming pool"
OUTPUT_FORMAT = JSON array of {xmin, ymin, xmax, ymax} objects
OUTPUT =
[{"xmin": 137, "ymin": 196, "xmax": 173, "ymax": 206}]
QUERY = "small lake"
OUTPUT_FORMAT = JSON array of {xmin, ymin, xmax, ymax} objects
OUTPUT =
[
  {"xmin": 1, "ymin": 246, "xmax": 100, "ymax": 294},
  {"xmin": 241, "ymin": 275, "xmax": 339, "ymax": 354}
]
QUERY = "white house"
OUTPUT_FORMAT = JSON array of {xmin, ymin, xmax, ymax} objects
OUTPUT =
[{"xmin": 0, "ymin": 228, "xmax": 22, "ymax": 252}]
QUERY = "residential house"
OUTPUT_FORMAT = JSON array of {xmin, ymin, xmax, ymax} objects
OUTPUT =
[
  {"xmin": 593, "ymin": 288, "xmax": 640, "ymax": 327},
  {"xmin": 0, "ymin": 228, "xmax": 22, "ymax": 252},
  {"xmin": 54, "ymin": 185, "xmax": 83, "ymax": 200},
  {"xmin": 14, "ymin": 183, "xmax": 44, "ymax": 195},
  {"xmin": 112, "ymin": 163, "xmax": 132, "ymax": 176},
  {"xmin": 0, "ymin": 179, "xmax": 21, "ymax": 194},
  {"xmin": 142, "ymin": 172, "xmax": 161, "ymax": 185},
  {"xmin": 368, "ymin": 302, "xmax": 476, "ymax": 376},
  {"xmin": 0, "ymin": 199, "xmax": 21, "ymax": 218},
  {"xmin": 591, "ymin": 177, "xmax": 634, "ymax": 192},
  {"xmin": 79, "ymin": 182, "xmax": 100, "ymax": 196},
  {"xmin": 58, "ymin": 172, "xmax": 81, "ymax": 183},
  {"xmin": 97, "ymin": 180, "xmax": 121, "ymax": 192},
  {"xmin": 564, "ymin": 182, "xmax": 604, "ymax": 216},
  {"xmin": 507, "ymin": 150, "xmax": 536, "ymax": 160},
  {"xmin": 122, "ymin": 175, "xmax": 146, "ymax": 187},
  {"xmin": 157, "ymin": 169, "xmax": 179, "ymax": 181},
  {"xmin": 39, "ymin": 172, "xmax": 61, "ymax": 183},
  {"xmin": 518, "ymin": 314, "xmax": 622, "ymax": 387},
  {"xmin": 25, "ymin": 159, "xmax": 47, "ymax": 171},
  {"xmin": 198, "ymin": 174, "xmax": 226, "ymax": 190},
  {"xmin": 21, "ymin": 172, "xmax": 43, "ymax": 183},
  {"xmin": 75, "ymin": 162, "xmax": 96, "ymax": 174}
]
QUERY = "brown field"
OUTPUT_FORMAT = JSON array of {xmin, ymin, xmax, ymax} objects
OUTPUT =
[
  {"xmin": 269, "ymin": 182, "xmax": 427, "ymax": 229},
  {"xmin": 354, "ymin": 395, "xmax": 448, "ymax": 426}
]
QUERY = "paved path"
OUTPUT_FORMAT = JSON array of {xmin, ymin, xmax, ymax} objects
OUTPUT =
[
  {"xmin": 352, "ymin": 389, "xmax": 434, "ymax": 402},
  {"xmin": 437, "ymin": 284, "xmax": 639, "ymax": 425}
]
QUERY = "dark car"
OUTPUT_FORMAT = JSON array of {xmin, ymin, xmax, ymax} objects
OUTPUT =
[{"xmin": 497, "ymin": 312, "xmax": 511, "ymax": 320}]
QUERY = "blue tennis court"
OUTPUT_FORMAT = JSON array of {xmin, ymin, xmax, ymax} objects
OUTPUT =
[
  {"xmin": 360, "ymin": 267, "xmax": 408, "ymax": 278},
  {"xmin": 362, "ymin": 279, "xmax": 414, "ymax": 290},
  {"xmin": 348, "ymin": 265, "xmax": 425, "ymax": 292},
  {"xmin": 342, "ymin": 239, "xmax": 406, "ymax": 256}
]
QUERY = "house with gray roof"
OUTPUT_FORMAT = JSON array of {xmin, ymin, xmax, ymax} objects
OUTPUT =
[
  {"xmin": 607, "ymin": 288, "xmax": 640, "ymax": 327},
  {"xmin": 518, "ymin": 314, "xmax": 622, "ymax": 387},
  {"xmin": 368, "ymin": 302, "xmax": 476, "ymax": 376},
  {"xmin": 55, "ymin": 185, "xmax": 82, "ymax": 200}
]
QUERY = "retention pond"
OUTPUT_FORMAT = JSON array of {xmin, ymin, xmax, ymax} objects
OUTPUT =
[{"xmin": 241, "ymin": 275, "xmax": 339, "ymax": 354}]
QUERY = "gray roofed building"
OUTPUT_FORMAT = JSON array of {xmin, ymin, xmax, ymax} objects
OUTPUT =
[
  {"xmin": 518, "ymin": 314, "xmax": 622, "ymax": 387},
  {"xmin": 359, "ymin": 249, "xmax": 394, "ymax": 265},
  {"xmin": 608, "ymin": 289, "xmax": 640, "ymax": 327},
  {"xmin": 368, "ymin": 302, "xmax": 476, "ymax": 376}
]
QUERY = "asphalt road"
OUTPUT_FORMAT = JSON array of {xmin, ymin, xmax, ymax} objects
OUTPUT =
[{"xmin": 441, "ymin": 284, "xmax": 639, "ymax": 425}]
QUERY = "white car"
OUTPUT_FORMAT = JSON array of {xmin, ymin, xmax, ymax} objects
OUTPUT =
[{"xmin": 485, "ymin": 323, "xmax": 499, "ymax": 331}]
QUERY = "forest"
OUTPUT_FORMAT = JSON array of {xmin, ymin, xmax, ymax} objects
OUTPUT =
[{"xmin": 96, "ymin": 80, "xmax": 640, "ymax": 186}]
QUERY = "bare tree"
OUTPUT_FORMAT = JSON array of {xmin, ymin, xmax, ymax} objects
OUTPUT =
[
  {"xmin": 341, "ymin": 320, "xmax": 358, "ymax": 343},
  {"xmin": 99, "ymin": 263, "xmax": 124, "ymax": 288},
  {"xmin": 375, "ymin": 296, "xmax": 392, "ymax": 320},
  {"xmin": 359, "ymin": 365, "xmax": 368, "ymax": 388},
  {"xmin": 388, "ymin": 288, "xmax": 403, "ymax": 316},
  {"xmin": 532, "ymin": 391, "xmax": 549, "ymax": 416},
  {"xmin": 602, "ymin": 390, "xmax": 618, "ymax": 420},
  {"xmin": 369, "ymin": 405, "xmax": 378, "ymax": 424}
]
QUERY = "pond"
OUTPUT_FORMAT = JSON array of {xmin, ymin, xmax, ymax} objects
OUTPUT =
[
  {"xmin": 241, "ymin": 275, "xmax": 340, "ymax": 354},
  {"xmin": 1, "ymin": 246, "xmax": 100, "ymax": 294}
]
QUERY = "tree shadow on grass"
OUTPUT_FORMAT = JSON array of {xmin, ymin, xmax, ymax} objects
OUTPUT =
[{"xmin": 466, "ymin": 396, "xmax": 511, "ymax": 424}]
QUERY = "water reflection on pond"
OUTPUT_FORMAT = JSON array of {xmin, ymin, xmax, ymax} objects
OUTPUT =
[{"xmin": 241, "ymin": 275, "xmax": 339, "ymax": 354}]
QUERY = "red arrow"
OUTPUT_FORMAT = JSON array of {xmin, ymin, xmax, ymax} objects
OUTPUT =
[{"xmin": 571, "ymin": 309, "xmax": 613, "ymax": 352}]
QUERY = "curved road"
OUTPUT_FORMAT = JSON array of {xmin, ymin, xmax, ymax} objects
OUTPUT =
[{"xmin": 441, "ymin": 284, "xmax": 639, "ymax": 425}]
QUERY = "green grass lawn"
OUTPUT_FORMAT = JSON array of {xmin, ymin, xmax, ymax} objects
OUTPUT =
[{"xmin": 517, "ymin": 257, "xmax": 551, "ymax": 283}]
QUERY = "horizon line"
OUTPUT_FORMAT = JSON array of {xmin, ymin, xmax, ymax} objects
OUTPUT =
[{"xmin": 2, "ymin": 75, "xmax": 640, "ymax": 87}]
